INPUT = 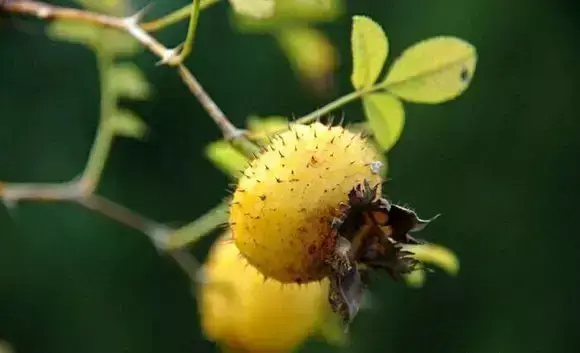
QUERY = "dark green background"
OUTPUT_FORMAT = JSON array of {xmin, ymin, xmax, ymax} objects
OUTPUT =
[{"xmin": 1, "ymin": 0, "xmax": 578, "ymax": 352}]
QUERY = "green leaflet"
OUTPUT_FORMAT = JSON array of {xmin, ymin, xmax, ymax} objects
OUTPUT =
[
  {"xmin": 382, "ymin": 36, "xmax": 477, "ymax": 103},
  {"xmin": 109, "ymin": 109, "xmax": 148, "ymax": 139},
  {"xmin": 107, "ymin": 63, "xmax": 152, "ymax": 101},
  {"xmin": 205, "ymin": 140, "xmax": 249, "ymax": 179},
  {"xmin": 361, "ymin": 93, "xmax": 404, "ymax": 152},
  {"xmin": 350, "ymin": 15, "xmax": 389, "ymax": 90}
]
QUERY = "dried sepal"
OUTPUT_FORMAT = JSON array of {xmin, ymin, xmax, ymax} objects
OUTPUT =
[{"xmin": 326, "ymin": 179, "xmax": 438, "ymax": 328}]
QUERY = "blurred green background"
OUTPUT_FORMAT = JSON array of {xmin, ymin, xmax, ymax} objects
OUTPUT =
[{"xmin": 1, "ymin": 0, "xmax": 578, "ymax": 353}]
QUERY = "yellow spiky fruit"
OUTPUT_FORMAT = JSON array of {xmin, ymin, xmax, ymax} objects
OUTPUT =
[
  {"xmin": 199, "ymin": 234, "xmax": 330, "ymax": 353},
  {"xmin": 230, "ymin": 122, "xmax": 383, "ymax": 284}
]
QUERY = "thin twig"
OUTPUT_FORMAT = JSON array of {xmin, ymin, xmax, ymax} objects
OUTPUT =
[
  {"xmin": 78, "ymin": 194, "xmax": 202, "ymax": 281},
  {"xmin": 78, "ymin": 193, "xmax": 172, "ymax": 247},
  {"xmin": 1, "ymin": 0, "xmax": 241, "ymax": 141},
  {"xmin": 167, "ymin": 198, "xmax": 228, "ymax": 250},
  {"xmin": 0, "ymin": 0, "xmax": 245, "ymax": 254},
  {"xmin": 168, "ymin": 248, "xmax": 203, "ymax": 282},
  {"xmin": 0, "ymin": 179, "xmax": 87, "ymax": 203},
  {"xmin": 176, "ymin": 64, "xmax": 242, "ymax": 140},
  {"xmin": 2, "ymin": 0, "xmax": 169, "ymax": 59}
]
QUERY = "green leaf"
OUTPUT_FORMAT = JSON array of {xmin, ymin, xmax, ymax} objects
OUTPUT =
[
  {"xmin": 109, "ymin": 109, "xmax": 148, "ymax": 139},
  {"xmin": 275, "ymin": 26, "xmax": 338, "ymax": 92},
  {"xmin": 232, "ymin": 0, "xmax": 343, "ymax": 33},
  {"xmin": 108, "ymin": 63, "xmax": 152, "ymax": 100},
  {"xmin": 47, "ymin": 21, "xmax": 140, "ymax": 56},
  {"xmin": 247, "ymin": 115, "xmax": 289, "ymax": 142},
  {"xmin": 46, "ymin": 21, "xmax": 100, "ymax": 48},
  {"xmin": 229, "ymin": 0, "xmax": 275, "ymax": 19},
  {"xmin": 101, "ymin": 30, "xmax": 141, "ymax": 56},
  {"xmin": 403, "ymin": 267, "xmax": 427, "ymax": 288},
  {"xmin": 361, "ymin": 93, "xmax": 404, "ymax": 152},
  {"xmin": 403, "ymin": 243, "xmax": 460, "ymax": 276},
  {"xmin": 77, "ymin": 0, "xmax": 126, "ymax": 15},
  {"xmin": 273, "ymin": 0, "xmax": 342, "ymax": 22},
  {"xmin": 205, "ymin": 140, "xmax": 250, "ymax": 178},
  {"xmin": 382, "ymin": 36, "xmax": 477, "ymax": 103},
  {"xmin": 350, "ymin": 15, "xmax": 389, "ymax": 90}
]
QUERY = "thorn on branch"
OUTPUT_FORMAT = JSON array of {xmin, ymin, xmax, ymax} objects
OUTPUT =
[
  {"xmin": 125, "ymin": 3, "xmax": 153, "ymax": 25},
  {"xmin": 3, "ymin": 0, "xmax": 251, "ymax": 154},
  {"xmin": 156, "ymin": 44, "xmax": 183, "ymax": 66}
]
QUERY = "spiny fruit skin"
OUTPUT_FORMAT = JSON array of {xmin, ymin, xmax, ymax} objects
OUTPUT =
[
  {"xmin": 230, "ymin": 122, "xmax": 383, "ymax": 284},
  {"xmin": 199, "ymin": 234, "xmax": 330, "ymax": 353}
]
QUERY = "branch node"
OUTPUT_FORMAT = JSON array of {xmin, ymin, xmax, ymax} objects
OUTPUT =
[
  {"xmin": 146, "ymin": 224, "xmax": 173, "ymax": 250},
  {"xmin": 225, "ymin": 128, "xmax": 248, "ymax": 142},
  {"xmin": 156, "ymin": 43, "xmax": 183, "ymax": 66}
]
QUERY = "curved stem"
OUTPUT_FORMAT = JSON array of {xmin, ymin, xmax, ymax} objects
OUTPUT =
[
  {"xmin": 140, "ymin": 0, "xmax": 221, "ymax": 32},
  {"xmin": 170, "ymin": 0, "xmax": 202, "ymax": 65},
  {"xmin": 167, "ymin": 200, "xmax": 229, "ymax": 250},
  {"xmin": 297, "ymin": 85, "xmax": 382, "ymax": 124},
  {"xmin": 80, "ymin": 49, "xmax": 116, "ymax": 192}
]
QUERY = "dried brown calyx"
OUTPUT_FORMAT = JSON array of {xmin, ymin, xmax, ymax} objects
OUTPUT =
[{"xmin": 324, "ymin": 179, "xmax": 438, "ymax": 330}]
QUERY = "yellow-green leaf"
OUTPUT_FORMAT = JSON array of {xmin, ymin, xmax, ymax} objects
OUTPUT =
[
  {"xmin": 205, "ymin": 140, "xmax": 249, "ymax": 178},
  {"xmin": 108, "ymin": 63, "xmax": 152, "ymax": 100},
  {"xmin": 403, "ymin": 243, "xmax": 460, "ymax": 276},
  {"xmin": 229, "ymin": 0, "xmax": 275, "ymax": 19},
  {"xmin": 47, "ymin": 21, "xmax": 140, "ymax": 56},
  {"xmin": 361, "ymin": 93, "xmax": 404, "ymax": 152},
  {"xmin": 403, "ymin": 267, "xmax": 427, "ymax": 288},
  {"xmin": 232, "ymin": 0, "xmax": 343, "ymax": 33},
  {"xmin": 247, "ymin": 115, "xmax": 289, "ymax": 143},
  {"xmin": 109, "ymin": 109, "xmax": 148, "ymax": 139},
  {"xmin": 273, "ymin": 0, "xmax": 342, "ymax": 22},
  {"xmin": 382, "ymin": 36, "xmax": 477, "ymax": 103},
  {"xmin": 46, "ymin": 21, "xmax": 100, "ymax": 48},
  {"xmin": 350, "ymin": 15, "xmax": 389, "ymax": 90},
  {"xmin": 275, "ymin": 26, "xmax": 338, "ymax": 94},
  {"xmin": 101, "ymin": 30, "xmax": 141, "ymax": 56},
  {"xmin": 78, "ymin": 0, "xmax": 125, "ymax": 15}
]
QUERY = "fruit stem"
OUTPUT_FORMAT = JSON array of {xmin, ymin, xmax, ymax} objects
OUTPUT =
[
  {"xmin": 167, "ymin": 199, "xmax": 229, "ymax": 250},
  {"xmin": 297, "ymin": 85, "xmax": 383, "ymax": 124}
]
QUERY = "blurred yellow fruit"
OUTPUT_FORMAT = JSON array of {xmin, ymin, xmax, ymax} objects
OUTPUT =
[
  {"xmin": 198, "ymin": 234, "xmax": 332, "ymax": 353},
  {"xmin": 230, "ymin": 122, "xmax": 383, "ymax": 284}
]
